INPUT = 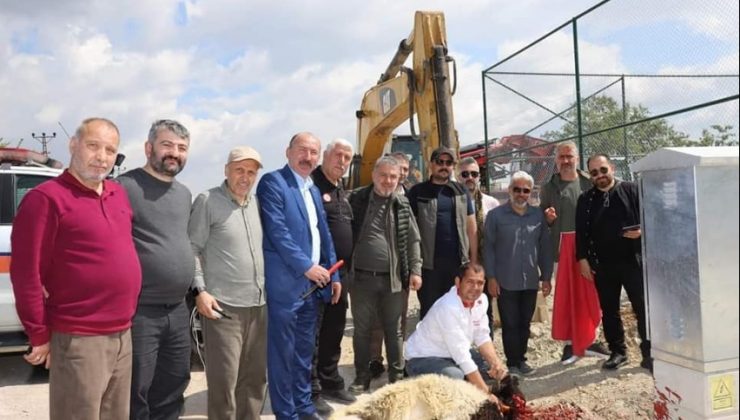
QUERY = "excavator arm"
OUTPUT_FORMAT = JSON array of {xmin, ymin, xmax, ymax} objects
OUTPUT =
[{"xmin": 352, "ymin": 11, "xmax": 458, "ymax": 187}]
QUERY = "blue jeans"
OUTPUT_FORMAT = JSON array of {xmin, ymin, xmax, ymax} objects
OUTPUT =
[{"xmin": 406, "ymin": 349, "xmax": 491, "ymax": 381}]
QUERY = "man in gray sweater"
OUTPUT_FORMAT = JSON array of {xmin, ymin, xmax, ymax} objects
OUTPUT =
[
  {"xmin": 188, "ymin": 146, "xmax": 267, "ymax": 420},
  {"xmin": 118, "ymin": 119, "xmax": 194, "ymax": 420}
]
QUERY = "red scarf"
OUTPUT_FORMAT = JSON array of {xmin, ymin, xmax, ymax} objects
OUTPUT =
[{"xmin": 457, "ymin": 286, "xmax": 475, "ymax": 308}]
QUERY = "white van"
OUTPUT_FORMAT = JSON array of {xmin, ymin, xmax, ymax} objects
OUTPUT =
[{"xmin": 0, "ymin": 149, "xmax": 63, "ymax": 352}]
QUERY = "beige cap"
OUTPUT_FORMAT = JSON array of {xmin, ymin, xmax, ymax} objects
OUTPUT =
[{"xmin": 227, "ymin": 146, "xmax": 262, "ymax": 167}]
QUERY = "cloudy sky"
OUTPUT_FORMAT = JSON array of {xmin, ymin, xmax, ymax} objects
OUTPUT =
[{"xmin": 1, "ymin": 0, "xmax": 737, "ymax": 193}]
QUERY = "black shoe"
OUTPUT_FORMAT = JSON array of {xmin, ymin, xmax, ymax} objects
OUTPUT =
[
  {"xmin": 300, "ymin": 413, "xmax": 326, "ymax": 420},
  {"xmin": 560, "ymin": 344, "xmax": 573, "ymax": 361},
  {"xmin": 640, "ymin": 357, "xmax": 654, "ymax": 373},
  {"xmin": 348, "ymin": 376, "xmax": 371, "ymax": 394},
  {"xmin": 518, "ymin": 361, "xmax": 535, "ymax": 375},
  {"xmin": 311, "ymin": 395, "xmax": 333, "ymax": 417},
  {"xmin": 602, "ymin": 353, "xmax": 628, "ymax": 370},
  {"xmin": 322, "ymin": 388, "xmax": 357, "ymax": 404},
  {"xmin": 368, "ymin": 359, "xmax": 385, "ymax": 379},
  {"xmin": 585, "ymin": 341, "xmax": 610, "ymax": 357}
]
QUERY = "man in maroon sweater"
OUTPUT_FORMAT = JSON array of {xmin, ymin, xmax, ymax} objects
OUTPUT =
[{"xmin": 10, "ymin": 117, "xmax": 142, "ymax": 420}]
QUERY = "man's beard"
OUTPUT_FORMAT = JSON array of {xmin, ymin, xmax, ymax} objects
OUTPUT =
[{"xmin": 151, "ymin": 155, "xmax": 184, "ymax": 176}]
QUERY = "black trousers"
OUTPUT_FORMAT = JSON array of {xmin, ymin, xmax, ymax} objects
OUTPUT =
[
  {"xmin": 130, "ymin": 300, "xmax": 191, "ymax": 420},
  {"xmin": 311, "ymin": 284, "xmax": 349, "ymax": 394},
  {"xmin": 497, "ymin": 288, "xmax": 538, "ymax": 367},
  {"xmin": 594, "ymin": 261, "xmax": 651, "ymax": 358},
  {"xmin": 419, "ymin": 257, "xmax": 459, "ymax": 320}
]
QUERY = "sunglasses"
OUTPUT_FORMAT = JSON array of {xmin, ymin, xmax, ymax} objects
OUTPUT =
[
  {"xmin": 512, "ymin": 187, "xmax": 531, "ymax": 194},
  {"xmin": 434, "ymin": 158, "xmax": 454, "ymax": 167},
  {"xmin": 460, "ymin": 170, "xmax": 479, "ymax": 178},
  {"xmin": 589, "ymin": 167, "xmax": 609, "ymax": 177}
]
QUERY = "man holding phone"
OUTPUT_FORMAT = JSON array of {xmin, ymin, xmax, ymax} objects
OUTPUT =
[
  {"xmin": 575, "ymin": 154, "xmax": 652, "ymax": 372},
  {"xmin": 188, "ymin": 146, "xmax": 267, "ymax": 420}
]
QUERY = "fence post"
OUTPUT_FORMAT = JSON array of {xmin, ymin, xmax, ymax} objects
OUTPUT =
[
  {"xmin": 621, "ymin": 75, "xmax": 632, "ymax": 180},
  {"xmin": 572, "ymin": 18, "xmax": 585, "ymax": 169},
  {"xmin": 482, "ymin": 71, "xmax": 490, "ymax": 192}
]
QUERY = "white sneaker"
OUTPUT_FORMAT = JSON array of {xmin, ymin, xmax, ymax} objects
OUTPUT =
[{"xmin": 561, "ymin": 355, "xmax": 580, "ymax": 365}]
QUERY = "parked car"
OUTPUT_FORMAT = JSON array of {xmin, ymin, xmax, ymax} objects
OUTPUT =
[{"xmin": 0, "ymin": 148, "xmax": 63, "ymax": 353}]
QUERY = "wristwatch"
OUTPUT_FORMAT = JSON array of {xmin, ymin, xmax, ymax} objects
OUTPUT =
[{"xmin": 191, "ymin": 286, "xmax": 206, "ymax": 298}]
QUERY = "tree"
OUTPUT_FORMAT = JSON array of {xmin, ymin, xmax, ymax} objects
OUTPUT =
[
  {"xmin": 698, "ymin": 125, "xmax": 738, "ymax": 146},
  {"xmin": 542, "ymin": 95, "xmax": 691, "ymax": 161},
  {"xmin": 0, "ymin": 138, "xmax": 9, "ymax": 148}
]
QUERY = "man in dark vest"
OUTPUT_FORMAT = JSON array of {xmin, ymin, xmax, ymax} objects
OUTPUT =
[
  {"xmin": 347, "ymin": 156, "xmax": 422, "ymax": 394},
  {"xmin": 310, "ymin": 138, "xmax": 356, "ymax": 416},
  {"xmin": 576, "ymin": 154, "xmax": 651, "ymax": 372},
  {"xmin": 407, "ymin": 146, "xmax": 477, "ymax": 319}
]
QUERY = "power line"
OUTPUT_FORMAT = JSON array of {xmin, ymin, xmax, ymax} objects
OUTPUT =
[{"xmin": 31, "ymin": 132, "xmax": 56, "ymax": 156}]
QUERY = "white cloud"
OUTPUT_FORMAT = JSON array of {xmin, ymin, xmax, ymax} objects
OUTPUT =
[{"xmin": 0, "ymin": 0, "xmax": 736, "ymax": 194}]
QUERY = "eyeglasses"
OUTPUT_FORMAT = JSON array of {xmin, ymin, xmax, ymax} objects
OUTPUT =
[
  {"xmin": 434, "ymin": 158, "xmax": 454, "ymax": 167},
  {"xmin": 460, "ymin": 170, "xmax": 479, "ymax": 178},
  {"xmin": 512, "ymin": 187, "xmax": 531, "ymax": 194},
  {"xmin": 589, "ymin": 167, "xmax": 609, "ymax": 177}
]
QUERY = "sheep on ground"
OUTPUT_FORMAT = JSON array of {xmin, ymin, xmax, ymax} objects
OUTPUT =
[{"xmin": 331, "ymin": 373, "xmax": 521, "ymax": 420}]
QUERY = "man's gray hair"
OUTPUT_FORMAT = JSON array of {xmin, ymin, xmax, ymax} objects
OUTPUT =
[
  {"xmin": 374, "ymin": 155, "xmax": 399, "ymax": 170},
  {"xmin": 148, "ymin": 119, "xmax": 190, "ymax": 143},
  {"xmin": 325, "ymin": 138, "xmax": 354, "ymax": 155},
  {"xmin": 459, "ymin": 157, "xmax": 478, "ymax": 167},
  {"xmin": 390, "ymin": 151, "xmax": 410, "ymax": 163},
  {"xmin": 555, "ymin": 140, "xmax": 578, "ymax": 154},
  {"xmin": 74, "ymin": 117, "xmax": 120, "ymax": 140},
  {"xmin": 510, "ymin": 170, "xmax": 534, "ymax": 187}
]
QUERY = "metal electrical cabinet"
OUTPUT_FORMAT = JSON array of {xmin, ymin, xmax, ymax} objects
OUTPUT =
[{"xmin": 632, "ymin": 147, "xmax": 739, "ymax": 419}]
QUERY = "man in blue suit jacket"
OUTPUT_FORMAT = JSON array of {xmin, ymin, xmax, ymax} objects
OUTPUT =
[{"xmin": 257, "ymin": 132, "xmax": 341, "ymax": 420}]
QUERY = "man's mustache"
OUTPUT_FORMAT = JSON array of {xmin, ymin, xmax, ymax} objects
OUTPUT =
[{"xmin": 162, "ymin": 155, "xmax": 182, "ymax": 165}]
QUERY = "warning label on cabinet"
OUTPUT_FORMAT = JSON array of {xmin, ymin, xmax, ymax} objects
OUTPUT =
[{"xmin": 710, "ymin": 374, "xmax": 735, "ymax": 412}]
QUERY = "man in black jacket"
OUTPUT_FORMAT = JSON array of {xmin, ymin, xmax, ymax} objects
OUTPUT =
[
  {"xmin": 347, "ymin": 156, "xmax": 423, "ymax": 394},
  {"xmin": 310, "ymin": 139, "xmax": 357, "ymax": 415},
  {"xmin": 407, "ymin": 147, "xmax": 477, "ymax": 319},
  {"xmin": 575, "ymin": 154, "xmax": 651, "ymax": 372}
]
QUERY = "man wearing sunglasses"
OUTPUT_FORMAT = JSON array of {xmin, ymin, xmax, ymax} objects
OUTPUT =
[
  {"xmin": 541, "ymin": 141, "xmax": 608, "ymax": 365},
  {"xmin": 483, "ymin": 171, "xmax": 553, "ymax": 376},
  {"xmin": 575, "ymin": 154, "xmax": 651, "ymax": 372},
  {"xmin": 407, "ymin": 146, "xmax": 478, "ymax": 319},
  {"xmin": 458, "ymin": 157, "xmax": 500, "ymax": 331}
]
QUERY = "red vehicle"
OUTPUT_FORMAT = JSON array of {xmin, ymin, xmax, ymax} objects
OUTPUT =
[{"xmin": 460, "ymin": 135, "xmax": 557, "ymax": 188}]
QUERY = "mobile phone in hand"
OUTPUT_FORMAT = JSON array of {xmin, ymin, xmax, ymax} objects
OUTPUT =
[
  {"xmin": 213, "ymin": 307, "xmax": 232, "ymax": 320},
  {"xmin": 621, "ymin": 224, "xmax": 640, "ymax": 232}
]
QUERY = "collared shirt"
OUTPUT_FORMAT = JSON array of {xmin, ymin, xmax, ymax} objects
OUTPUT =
[
  {"xmin": 291, "ymin": 167, "xmax": 320, "ymax": 264},
  {"xmin": 483, "ymin": 203, "xmax": 553, "ymax": 291},
  {"xmin": 405, "ymin": 286, "xmax": 491, "ymax": 375},
  {"xmin": 188, "ymin": 181, "xmax": 265, "ymax": 307},
  {"xmin": 479, "ymin": 192, "xmax": 500, "ymax": 217},
  {"xmin": 10, "ymin": 170, "xmax": 141, "ymax": 345}
]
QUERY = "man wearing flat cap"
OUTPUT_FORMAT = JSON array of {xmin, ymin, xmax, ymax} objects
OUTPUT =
[
  {"xmin": 188, "ymin": 146, "xmax": 267, "ymax": 420},
  {"xmin": 407, "ymin": 146, "xmax": 478, "ymax": 319}
]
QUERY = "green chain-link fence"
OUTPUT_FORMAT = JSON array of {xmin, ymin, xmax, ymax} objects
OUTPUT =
[{"xmin": 478, "ymin": 0, "xmax": 739, "ymax": 196}]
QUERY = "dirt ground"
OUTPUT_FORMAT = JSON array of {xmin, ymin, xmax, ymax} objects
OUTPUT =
[
  {"xmin": 334, "ymin": 290, "xmax": 656, "ymax": 419},
  {"xmin": 0, "ymin": 290, "xmax": 655, "ymax": 419}
]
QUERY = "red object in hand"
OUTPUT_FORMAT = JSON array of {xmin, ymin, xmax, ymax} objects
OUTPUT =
[
  {"xmin": 301, "ymin": 260, "xmax": 344, "ymax": 299},
  {"xmin": 327, "ymin": 260, "xmax": 344, "ymax": 275}
]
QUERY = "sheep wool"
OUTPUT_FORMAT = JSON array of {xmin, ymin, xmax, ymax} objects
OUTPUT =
[{"xmin": 331, "ymin": 374, "xmax": 489, "ymax": 420}]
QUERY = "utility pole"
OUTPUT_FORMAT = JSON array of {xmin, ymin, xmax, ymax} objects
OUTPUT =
[{"xmin": 31, "ymin": 132, "xmax": 56, "ymax": 156}]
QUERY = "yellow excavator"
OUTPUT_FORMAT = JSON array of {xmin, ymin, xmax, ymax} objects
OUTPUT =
[{"xmin": 349, "ymin": 11, "xmax": 458, "ymax": 188}]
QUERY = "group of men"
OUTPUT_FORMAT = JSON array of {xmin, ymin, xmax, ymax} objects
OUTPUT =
[{"xmin": 9, "ymin": 116, "xmax": 651, "ymax": 420}]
